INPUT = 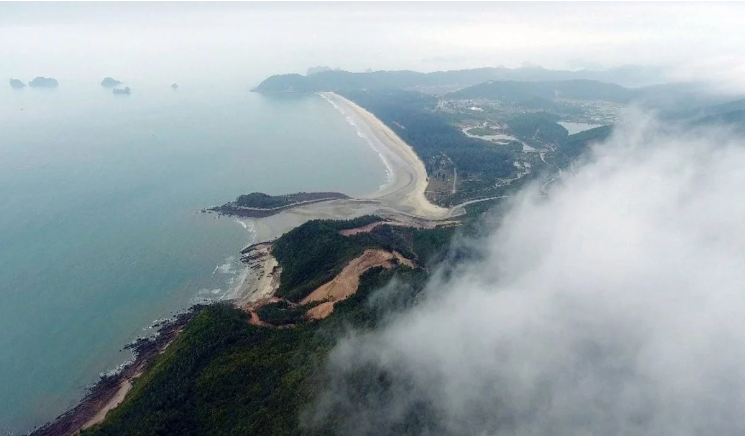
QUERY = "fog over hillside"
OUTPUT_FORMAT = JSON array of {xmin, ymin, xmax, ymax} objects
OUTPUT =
[{"xmin": 311, "ymin": 113, "xmax": 745, "ymax": 436}]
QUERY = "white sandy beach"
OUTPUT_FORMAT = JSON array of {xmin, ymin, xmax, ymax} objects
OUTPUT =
[
  {"xmin": 229, "ymin": 92, "xmax": 453, "ymax": 305},
  {"xmin": 320, "ymin": 92, "xmax": 450, "ymax": 219}
]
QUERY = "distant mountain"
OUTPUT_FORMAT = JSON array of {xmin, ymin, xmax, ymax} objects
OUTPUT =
[
  {"xmin": 113, "ymin": 86, "xmax": 131, "ymax": 95},
  {"xmin": 28, "ymin": 77, "xmax": 58, "ymax": 88},
  {"xmin": 9, "ymin": 78, "xmax": 25, "ymax": 89},
  {"xmin": 449, "ymin": 80, "xmax": 746, "ymax": 114},
  {"xmin": 101, "ymin": 77, "xmax": 123, "ymax": 88},
  {"xmin": 495, "ymin": 64, "xmax": 667, "ymax": 87},
  {"xmin": 704, "ymin": 98, "xmax": 745, "ymax": 115},
  {"xmin": 445, "ymin": 79, "xmax": 633, "ymax": 104},
  {"xmin": 665, "ymin": 97, "xmax": 745, "ymax": 120},
  {"xmin": 253, "ymin": 65, "xmax": 667, "ymax": 94},
  {"xmin": 633, "ymin": 85, "xmax": 746, "ymax": 116},
  {"xmin": 691, "ymin": 101, "xmax": 745, "ymax": 135},
  {"xmin": 306, "ymin": 66, "xmax": 342, "ymax": 76}
]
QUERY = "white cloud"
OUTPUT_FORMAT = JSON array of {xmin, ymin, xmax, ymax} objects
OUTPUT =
[{"xmin": 311, "ymin": 113, "xmax": 745, "ymax": 435}]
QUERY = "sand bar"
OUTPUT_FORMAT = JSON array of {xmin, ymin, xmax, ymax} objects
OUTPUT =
[
  {"xmin": 319, "ymin": 92, "xmax": 449, "ymax": 219},
  {"xmin": 229, "ymin": 92, "xmax": 453, "ymax": 304}
]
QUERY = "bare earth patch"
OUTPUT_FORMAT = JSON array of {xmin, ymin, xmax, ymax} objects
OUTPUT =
[
  {"xmin": 306, "ymin": 302, "xmax": 335, "ymax": 320},
  {"xmin": 303, "ymin": 249, "xmax": 414, "ymax": 319},
  {"xmin": 235, "ymin": 243, "xmax": 282, "ymax": 307}
]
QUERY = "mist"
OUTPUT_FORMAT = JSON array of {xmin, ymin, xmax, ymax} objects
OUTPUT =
[
  {"xmin": 1, "ymin": 2, "xmax": 743, "ymax": 91},
  {"xmin": 310, "ymin": 114, "xmax": 745, "ymax": 435}
]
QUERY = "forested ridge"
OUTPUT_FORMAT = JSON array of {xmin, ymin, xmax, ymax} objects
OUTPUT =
[{"xmin": 82, "ymin": 217, "xmax": 466, "ymax": 436}]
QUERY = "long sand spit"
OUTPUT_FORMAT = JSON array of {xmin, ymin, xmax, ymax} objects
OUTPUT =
[
  {"xmin": 319, "ymin": 92, "xmax": 449, "ymax": 219},
  {"xmin": 231, "ymin": 92, "xmax": 454, "ymax": 305}
]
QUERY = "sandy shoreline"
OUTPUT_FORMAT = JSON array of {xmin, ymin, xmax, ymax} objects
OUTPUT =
[
  {"xmin": 228, "ymin": 92, "xmax": 453, "ymax": 305},
  {"xmin": 35, "ymin": 92, "xmax": 462, "ymax": 433},
  {"xmin": 319, "ymin": 92, "xmax": 449, "ymax": 219}
]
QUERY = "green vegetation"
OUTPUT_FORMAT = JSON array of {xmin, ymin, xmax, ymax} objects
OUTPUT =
[
  {"xmin": 83, "ymin": 303, "xmax": 326, "ymax": 436},
  {"xmin": 558, "ymin": 125, "xmax": 613, "ymax": 160},
  {"xmin": 339, "ymin": 88, "xmax": 515, "ymax": 187},
  {"xmin": 231, "ymin": 192, "xmax": 348, "ymax": 209},
  {"xmin": 272, "ymin": 220, "xmax": 373, "ymax": 302},
  {"xmin": 270, "ymin": 216, "xmax": 397, "ymax": 301},
  {"xmin": 313, "ymin": 215, "xmax": 381, "ymax": 231},
  {"xmin": 82, "ymin": 219, "xmax": 459, "ymax": 435},
  {"xmin": 505, "ymin": 112, "xmax": 568, "ymax": 144},
  {"xmin": 446, "ymin": 79, "xmax": 633, "ymax": 104},
  {"xmin": 84, "ymin": 264, "xmax": 436, "ymax": 436},
  {"xmin": 256, "ymin": 301, "xmax": 311, "ymax": 326},
  {"xmin": 210, "ymin": 192, "xmax": 349, "ymax": 218},
  {"xmin": 235, "ymin": 192, "xmax": 294, "ymax": 208},
  {"xmin": 270, "ymin": 215, "xmax": 447, "ymax": 302},
  {"xmin": 466, "ymin": 126, "xmax": 499, "ymax": 136}
]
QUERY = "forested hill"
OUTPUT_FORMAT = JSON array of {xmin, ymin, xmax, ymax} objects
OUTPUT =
[
  {"xmin": 252, "ymin": 65, "xmax": 666, "ymax": 94},
  {"xmin": 337, "ymin": 88, "xmax": 516, "ymax": 193},
  {"xmin": 78, "ymin": 217, "xmax": 471, "ymax": 436}
]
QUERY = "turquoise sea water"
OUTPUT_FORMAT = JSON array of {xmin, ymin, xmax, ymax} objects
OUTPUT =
[{"xmin": 0, "ymin": 83, "xmax": 385, "ymax": 433}]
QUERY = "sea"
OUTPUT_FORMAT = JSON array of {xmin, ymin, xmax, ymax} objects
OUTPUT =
[{"xmin": 0, "ymin": 81, "xmax": 386, "ymax": 433}]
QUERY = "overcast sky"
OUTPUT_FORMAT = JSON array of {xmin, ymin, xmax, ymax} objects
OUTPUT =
[{"xmin": 1, "ymin": 2, "xmax": 743, "ymax": 89}]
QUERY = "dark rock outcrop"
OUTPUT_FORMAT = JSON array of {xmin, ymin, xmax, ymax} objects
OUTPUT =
[{"xmin": 113, "ymin": 86, "xmax": 131, "ymax": 95}]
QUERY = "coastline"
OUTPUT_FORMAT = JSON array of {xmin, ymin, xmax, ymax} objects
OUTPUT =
[
  {"xmin": 319, "ymin": 92, "xmax": 449, "ymax": 219},
  {"xmin": 226, "ymin": 92, "xmax": 453, "ymax": 305},
  {"xmin": 38, "ymin": 90, "xmax": 456, "ymax": 433},
  {"xmin": 29, "ymin": 308, "xmax": 204, "ymax": 436}
]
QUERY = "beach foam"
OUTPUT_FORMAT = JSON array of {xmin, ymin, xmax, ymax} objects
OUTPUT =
[{"xmin": 318, "ymin": 92, "xmax": 395, "ymax": 193}]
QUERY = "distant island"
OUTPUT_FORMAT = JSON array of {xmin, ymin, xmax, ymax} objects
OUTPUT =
[
  {"xmin": 101, "ymin": 77, "xmax": 123, "ymax": 88},
  {"xmin": 171, "ymin": 83, "xmax": 178, "ymax": 89},
  {"xmin": 112, "ymin": 86, "xmax": 131, "ymax": 95},
  {"xmin": 9, "ymin": 78, "xmax": 25, "ymax": 89},
  {"xmin": 28, "ymin": 77, "xmax": 59, "ymax": 88}
]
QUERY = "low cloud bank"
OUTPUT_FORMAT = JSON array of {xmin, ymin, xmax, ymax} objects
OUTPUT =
[{"xmin": 311, "ymin": 114, "xmax": 745, "ymax": 436}]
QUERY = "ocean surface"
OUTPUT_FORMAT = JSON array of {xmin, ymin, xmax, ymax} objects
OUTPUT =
[{"xmin": 0, "ymin": 83, "xmax": 386, "ymax": 433}]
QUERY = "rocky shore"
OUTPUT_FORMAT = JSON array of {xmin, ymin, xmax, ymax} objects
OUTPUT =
[{"xmin": 29, "ymin": 307, "xmax": 206, "ymax": 436}]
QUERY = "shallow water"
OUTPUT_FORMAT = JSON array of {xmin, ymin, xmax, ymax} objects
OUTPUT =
[{"xmin": 0, "ymin": 84, "xmax": 385, "ymax": 433}]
